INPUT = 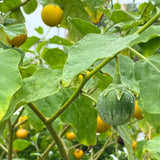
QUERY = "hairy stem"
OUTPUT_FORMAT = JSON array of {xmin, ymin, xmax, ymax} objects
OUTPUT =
[
  {"xmin": 47, "ymin": 56, "xmax": 116, "ymax": 124},
  {"xmin": 135, "ymin": 10, "xmax": 160, "ymax": 34},
  {"xmin": 82, "ymin": 93, "xmax": 97, "ymax": 103}
]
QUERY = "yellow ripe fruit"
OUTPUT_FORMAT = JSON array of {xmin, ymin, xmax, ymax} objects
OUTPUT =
[
  {"xmin": 14, "ymin": 148, "xmax": 20, "ymax": 153},
  {"xmin": 18, "ymin": 116, "xmax": 28, "ymax": 128},
  {"xmin": 96, "ymin": 115, "xmax": 110, "ymax": 133},
  {"xmin": 66, "ymin": 132, "xmax": 75, "ymax": 141},
  {"xmin": 41, "ymin": 4, "xmax": 63, "ymax": 27},
  {"xmin": 79, "ymin": 74, "xmax": 83, "ymax": 81},
  {"xmin": 133, "ymin": 101, "xmax": 143, "ymax": 120},
  {"xmin": 132, "ymin": 140, "xmax": 137, "ymax": 150},
  {"xmin": 16, "ymin": 128, "xmax": 28, "ymax": 139},
  {"xmin": 74, "ymin": 149, "xmax": 84, "ymax": 159},
  {"xmin": 5, "ymin": 29, "xmax": 27, "ymax": 47}
]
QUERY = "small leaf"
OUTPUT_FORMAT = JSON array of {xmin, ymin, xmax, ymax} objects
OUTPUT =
[
  {"xmin": 13, "ymin": 139, "xmax": 32, "ymax": 151},
  {"xmin": 68, "ymin": 17, "xmax": 101, "ymax": 36},
  {"xmin": 35, "ymin": 27, "xmax": 43, "ymax": 35},
  {"xmin": 49, "ymin": 36, "xmax": 73, "ymax": 46},
  {"xmin": 23, "ymin": 0, "xmax": 37, "ymax": 14}
]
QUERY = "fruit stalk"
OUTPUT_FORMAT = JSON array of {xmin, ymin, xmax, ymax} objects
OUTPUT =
[{"xmin": 113, "ymin": 55, "xmax": 121, "ymax": 85}]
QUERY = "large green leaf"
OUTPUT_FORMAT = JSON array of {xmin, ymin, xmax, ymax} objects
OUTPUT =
[
  {"xmin": 60, "ymin": 89, "xmax": 97, "ymax": 146},
  {"xmin": 101, "ymin": 54, "xmax": 139, "ymax": 92},
  {"xmin": 62, "ymin": 33, "xmax": 138, "ymax": 86},
  {"xmin": 143, "ymin": 136, "xmax": 160, "ymax": 160},
  {"xmin": 68, "ymin": 17, "xmax": 101, "ymax": 36},
  {"xmin": 135, "ymin": 55, "xmax": 160, "ymax": 114},
  {"xmin": 0, "ymin": 69, "xmax": 62, "ymax": 136},
  {"xmin": 0, "ymin": 49, "xmax": 22, "ymax": 120},
  {"xmin": 114, "ymin": 125, "xmax": 134, "ymax": 160}
]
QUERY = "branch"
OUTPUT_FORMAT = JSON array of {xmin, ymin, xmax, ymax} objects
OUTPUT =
[{"xmin": 47, "ymin": 56, "xmax": 116, "ymax": 124}]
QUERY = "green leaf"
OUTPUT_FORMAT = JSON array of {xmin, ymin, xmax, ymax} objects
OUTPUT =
[
  {"xmin": 49, "ymin": 35, "xmax": 73, "ymax": 46},
  {"xmin": 62, "ymin": 33, "xmax": 138, "ymax": 86},
  {"xmin": 13, "ymin": 139, "xmax": 32, "ymax": 151},
  {"xmin": 139, "ymin": 37, "xmax": 160, "ymax": 57},
  {"xmin": 135, "ymin": 55, "xmax": 160, "ymax": 114},
  {"xmin": 101, "ymin": 54, "xmax": 139, "ymax": 92},
  {"xmin": 80, "ymin": 0, "xmax": 106, "ymax": 24},
  {"xmin": 21, "ymin": 36, "xmax": 40, "ymax": 50},
  {"xmin": 42, "ymin": 48, "xmax": 67, "ymax": 69},
  {"xmin": 0, "ymin": 69, "xmax": 62, "ymax": 136},
  {"xmin": 114, "ymin": 125, "xmax": 134, "ymax": 160},
  {"xmin": 3, "ymin": 24, "xmax": 26, "ymax": 40},
  {"xmin": 35, "ymin": 27, "xmax": 43, "ymax": 35},
  {"xmin": 61, "ymin": 89, "xmax": 97, "ymax": 146},
  {"xmin": 109, "ymin": 9, "xmax": 135, "ymax": 24},
  {"xmin": 23, "ymin": 0, "xmax": 37, "ymax": 14},
  {"xmin": 19, "ymin": 65, "xmax": 37, "ymax": 78},
  {"xmin": 0, "ymin": 49, "xmax": 22, "ymax": 120},
  {"xmin": 131, "ymin": 26, "xmax": 160, "ymax": 45},
  {"xmin": 68, "ymin": 17, "xmax": 101, "ymax": 36},
  {"xmin": 0, "ymin": 0, "xmax": 25, "ymax": 22},
  {"xmin": 143, "ymin": 136, "xmax": 160, "ymax": 160}
]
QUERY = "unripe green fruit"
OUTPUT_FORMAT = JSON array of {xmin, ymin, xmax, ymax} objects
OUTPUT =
[{"xmin": 97, "ymin": 84, "xmax": 135, "ymax": 126}]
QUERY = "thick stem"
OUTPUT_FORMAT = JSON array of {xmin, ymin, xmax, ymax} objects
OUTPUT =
[
  {"xmin": 40, "ymin": 125, "xmax": 71, "ymax": 160},
  {"xmin": 45, "ymin": 123, "xmax": 69, "ymax": 160},
  {"xmin": 113, "ymin": 55, "xmax": 121, "ymax": 85},
  {"xmin": 28, "ymin": 103, "xmax": 69, "ymax": 160},
  {"xmin": 8, "ymin": 120, "xmax": 13, "ymax": 160},
  {"xmin": 135, "ymin": 11, "xmax": 160, "ymax": 34},
  {"xmin": 47, "ymin": 56, "xmax": 116, "ymax": 124}
]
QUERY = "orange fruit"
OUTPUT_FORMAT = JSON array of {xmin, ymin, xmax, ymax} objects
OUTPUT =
[
  {"xmin": 16, "ymin": 128, "xmax": 28, "ymax": 139},
  {"xmin": 41, "ymin": 4, "xmax": 63, "ymax": 27},
  {"xmin": 132, "ymin": 140, "xmax": 137, "ymax": 150},
  {"xmin": 74, "ymin": 149, "xmax": 84, "ymax": 159},
  {"xmin": 133, "ymin": 101, "xmax": 143, "ymax": 120},
  {"xmin": 18, "ymin": 116, "xmax": 28, "ymax": 128},
  {"xmin": 14, "ymin": 148, "xmax": 20, "ymax": 153},
  {"xmin": 5, "ymin": 29, "xmax": 27, "ymax": 47},
  {"xmin": 66, "ymin": 132, "xmax": 75, "ymax": 141},
  {"xmin": 96, "ymin": 115, "xmax": 110, "ymax": 133}
]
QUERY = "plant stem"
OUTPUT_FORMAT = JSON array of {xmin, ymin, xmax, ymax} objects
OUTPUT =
[
  {"xmin": 82, "ymin": 93, "xmax": 97, "ymax": 103},
  {"xmin": 135, "ymin": 11, "xmax": 160, "ymax": 34},
  {"xmin": 128, "ymin": 47, "xmax": 160, "ymax": 74},
  {"xmin": 68, "ymin": 143, "xmax": 81, "ymax": 151},
  {"xmin": 0, "ymin": 144, "xmax": 8, "ymax": 153},
  {"xmin": 40, "ymin": 125, "xmax": 71, "ymax": 160},
  {"xmin": 47, "ymin": 56, "xmax": 116, "ymax": 124},
  {"xmin": 45, "ymin": 123, "xmax": 69, "ymax": 160},
  {"xmin": 28, "ymin": 103, "xmax": 69, "ymax": 160},
  {"xmin": 8, "ymin": 120, "xmax": 13, "ymax": 160},
  {"xmin": 113, "ymin": 55, "xmax": 121, "ymax": 85},
  {"xmin": 10, "ymin": 0, "xmax": 32, "ymax": 13}
]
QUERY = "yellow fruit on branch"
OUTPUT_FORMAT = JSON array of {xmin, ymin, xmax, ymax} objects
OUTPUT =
[
  {"xmin": 96, "ymin": 115, "xmax": 110, "ymax": 133},
  {"xmin": 41, "ymin": 4, "xmax": 63, "ymax": 27},
  {"xmin": 133, "ymin": 101, "xmax": 143, "ymax": 120},
  {"xmin": 66, "ymin": 132, "xmax": 75, "ymax": 141},
  {"xmin": 74, "ymin": 149, "xmax": 84, "ymax": 159},
  {"xmin": 16, "ymin": 128, "xmax": 28, "ymax": 139},
  {"xmin": 132, "ymin": 140, "xmax": 137, "ymax": 150},
  {"xmin": 5, "ymin": 29, "xmax": 27, "ymax": 47}
]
